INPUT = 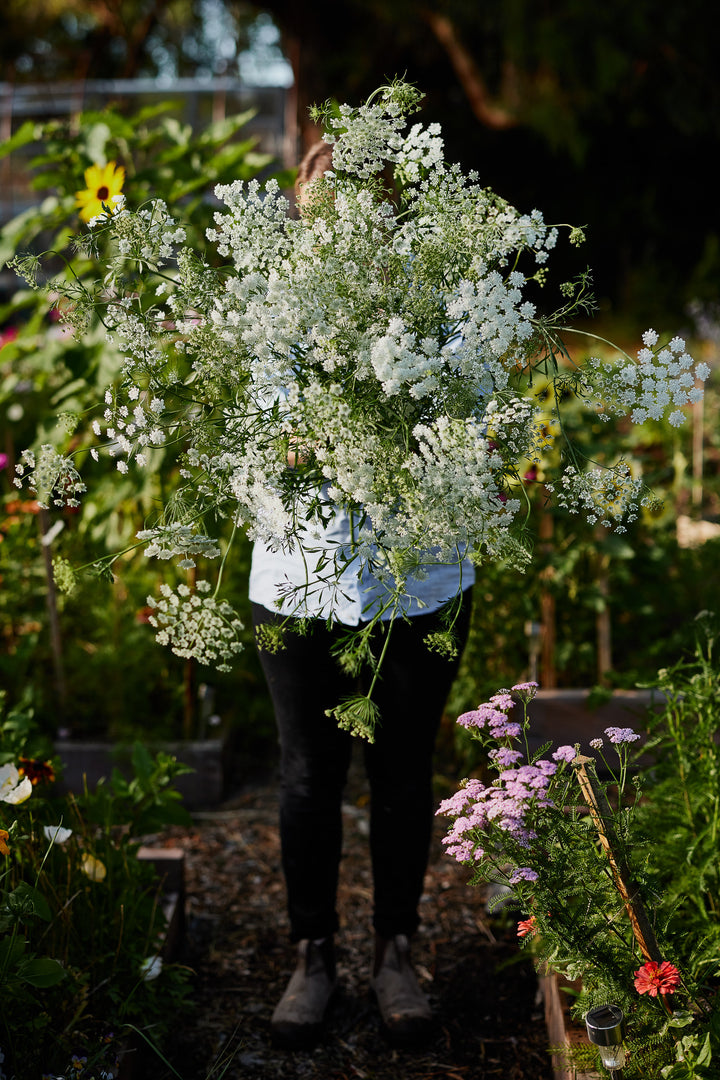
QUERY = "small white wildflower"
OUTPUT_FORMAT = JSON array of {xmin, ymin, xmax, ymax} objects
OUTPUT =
[
  {"xmin": 43, "ymin": 824, "xmax": 73, "ymax": 845},
  {"xmin": 140, "ymin": 955, "xmax": 163, "ymax": 981}
]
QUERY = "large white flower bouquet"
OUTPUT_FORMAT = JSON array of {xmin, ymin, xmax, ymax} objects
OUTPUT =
[{"xmin": 10, "ymin": 81, "xmax": 710, "ymax": 737}]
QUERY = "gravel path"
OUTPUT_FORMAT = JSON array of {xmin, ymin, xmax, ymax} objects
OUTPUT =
[{"xmin": 141, "ymin": 749, "xmax": 555, "ymax": 1080}]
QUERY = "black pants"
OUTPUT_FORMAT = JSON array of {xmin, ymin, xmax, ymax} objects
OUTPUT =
[{"xmin": 252, "ymin": 591, "xmax": 472, "ymax": 942}]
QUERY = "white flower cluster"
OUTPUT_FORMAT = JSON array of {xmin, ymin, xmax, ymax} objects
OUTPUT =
[
  {"xmin": 585, "ymin": 330, "xmax": 709, "ymax": 427},
  {"xmin": 484, "ymin": 393, "xmax": 547, "ymax": 458},
  {"xmin": 323, "ymin": 95, "xmax": 409, "ymax": 179},
  {"xmin": 206, "ymin": 178, "xmax": 291, "ymax": 272},
  {"xmin": 15, "ymin": 81, "xmax": 708, "ymax": 675},
  {"xmin": 13, "ymin": 446, "xmax": 85, "ymax": 508},
  {"xmin": 399, "ymin": 415, "xmax": 522, "ymax": 560},
  {"xmin": 146, "ymin": 581, "xmax": 244, "ymax": 671},
  {"xmin": 107, "ymin": 198, "xmax": 186, "ymax": 266},
  {"xmin": 136, "ymin": 524, "xmax": 222, "ymax": 568},
  {"xmin": 370, "ymin": 318, "xmax": 445, "ymax": 398},
  {"xmin": 394, "ymin": 121, "xmax": 444, "ymax": 184},
  {"xmin": 545, "ymin": 462, "xmax": 648, "ymax": 529},
  {"xmin": 90, "ymin": 386, "xmax": 167, "ymax": 471}
]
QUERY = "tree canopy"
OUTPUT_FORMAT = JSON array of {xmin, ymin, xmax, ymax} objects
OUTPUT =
[{"xmin": 2, "ymin": 0, "xmax": 718, "ymax": 319}]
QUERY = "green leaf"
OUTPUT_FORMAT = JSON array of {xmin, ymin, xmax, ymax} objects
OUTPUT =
[
  {"xmin": 0, "ymin": 120, "xmax": 38, "ymax": 160},
  {"xmin": 18, "ymin": 956, "xmax": 66, "ymax": 987},
  {"xmin": 196, "ymin": 109, "xmax": 257, "ymax": 147},
  {"xmin": 696, "ymin": 1031, "xmax": 713, "ymax": 1067},
  {"xmin": 0, "ymin": 935, "xmax": 27, "ymax": 968},
  {"xmin": 10, "ymin": 881, "xmax": 52, "ymax": 922},
  {"xmin": 131, "ymin": 741, "xmax": 154, "ymax": 783}
]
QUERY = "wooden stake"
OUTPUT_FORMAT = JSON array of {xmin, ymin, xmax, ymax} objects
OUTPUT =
[{"xmin": 573, "ymin": 755, "xmax": 661, "ymax": 964}]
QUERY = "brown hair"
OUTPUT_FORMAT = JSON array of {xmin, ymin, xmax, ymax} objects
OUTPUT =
[{"xmin": 295, "ymin": 140, "xmax": 334, "ymax": 197}]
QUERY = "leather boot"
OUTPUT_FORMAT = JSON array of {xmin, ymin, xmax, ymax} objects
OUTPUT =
[
  {"xmin": 270, "ymin": 937, "xmax": 336, "ymax": 1049},
  {"xmin": 371, "ymin": 933, "xmax": 432, "ymax": 1045}
]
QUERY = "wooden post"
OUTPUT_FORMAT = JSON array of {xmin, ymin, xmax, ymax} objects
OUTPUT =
[
  {"xmin": 539, "ymin": 490, "xmax": 557, "ymax": 688},
  {"xmin": 573, "ymin": 755, "xmax": 661, "ymax": 964},
  {"xmin": 595, "ymin": 540, "xmax": 612, "ymax": 685},
  {"xmin": 38, "ymin": 509, "xmax": 68, "ymax": 726}
]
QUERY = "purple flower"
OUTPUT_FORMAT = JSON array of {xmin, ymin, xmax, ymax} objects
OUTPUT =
[
  {"xmin": 605, "ymin": 726, "xmax": 641, "ymax": 745},
  {"xmin": 535, "ymin": 758, "xmax": 558, "ymax": 776},
  {"xmin": 511, "ymin": 681, "xmax": 539, "ymax": 703},
  {"xmin": 457, "ymin": 709, "xmax": 484, "ymax": 728},
  {"xmin": 443, "ymin": 838, "xmax": 477, "ymax": 862},
  {"xmin": 488, "ymin": 720, "xmax": 522, "ymax": 739},
  {"xmin": 509, "ymin": 867, "xmax": 539, "ymax": 884},
  {"xmin": 489, "ymin": 747, "xmax": 524, "ymax": 767},
  {"xmin": 0, "ymin": 453, "xmax": 8, "ymax": 470},
  {"xmin": 457, "ymin": 702, "xmax": 512, "ymax": 729},
  {"xmin": 517, "ymin": 763, "xmax": 555, "ymax": 785},
  {"xmin": 436, "ymin": 778, "xmax": 487, "ymax": 817},
  {"xmin": 552, "ymin": 745, "xmax": 577, "ymax": 763}
]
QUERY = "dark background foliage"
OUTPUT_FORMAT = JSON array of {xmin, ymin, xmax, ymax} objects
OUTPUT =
[{"xmin": 4, "ymin": 0, "xmax": 718, "ymax": 320}]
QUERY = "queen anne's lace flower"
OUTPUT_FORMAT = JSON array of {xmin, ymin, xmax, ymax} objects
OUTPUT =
[
  {"xmin": 545, "ymin": 461, "xmax": 646, "ymax": 529},
  {"xmin": 136, "ymin": 524, "xmax": 222, "ymax": 568},
  {"xmin": 14, "ymin": 446, "xmax": 85, "ymax": 508},
  {"xmin": 11, "ymin": 81, "xmax": 709, "ymax": 684},
  {"xmin": 146, "ymin": 581, "xmax": 244, "ymax": 671},
  {"xmin": 585, "ymin": 334, "xmax": 707, "ymax": 428}
]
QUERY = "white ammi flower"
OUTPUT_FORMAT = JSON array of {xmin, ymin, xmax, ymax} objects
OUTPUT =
[{"xmin": 10, "ymin": 80, "xmax": 709, "ymax": 697}]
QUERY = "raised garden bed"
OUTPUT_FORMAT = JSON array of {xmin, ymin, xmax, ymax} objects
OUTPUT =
[
  {"xmin": 54, "ymin": 736, "xmax": 230, "ymax": 808},
  {"xmin": 538, "ymin": 968, "xmax": 601, "ymax": 1080},
  {"xmin": 526, "ymin": 688, "xmax": 660, "ymax": 758}
]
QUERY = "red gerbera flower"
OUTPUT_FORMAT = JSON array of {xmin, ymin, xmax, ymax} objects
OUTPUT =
[{"xmin": 634, "ymin": 960, "xmax": 681, "ymax": 997}]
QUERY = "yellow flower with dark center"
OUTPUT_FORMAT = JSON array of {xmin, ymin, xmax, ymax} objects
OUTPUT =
[
  {"xmin": 75, "ymin": 161, "xmax": 125, "ymax": 224},
  {"xmin": 0, "ymin": 829, "xmax": 9, "ymax": 856}
]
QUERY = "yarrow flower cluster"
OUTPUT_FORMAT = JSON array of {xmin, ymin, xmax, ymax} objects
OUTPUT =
[
  {"xmin": 438, "ymin": 684, "xmax": 643, "ymax": 869},
  {"xmin": 605, "ymin": 726, "xmax": 642, "ymax": 745}
]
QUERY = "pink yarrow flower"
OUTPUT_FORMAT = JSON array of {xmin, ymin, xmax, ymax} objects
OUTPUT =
[
  {"xmin": 605, "ymin": 726, "xmax": 641, "ymax": 745},
  {"xmin": 511, "ymin": 681, "xmax": 539, "ymax": 704},
  {"xmin": 552, "ymin": 745, "xmax": 577, "ymax": 763},
  {"xmin": 509, "ymin": 867, "xmax": 539, "ymax": 884}
]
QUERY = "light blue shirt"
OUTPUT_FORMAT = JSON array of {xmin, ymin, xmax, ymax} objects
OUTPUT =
[{"xmin": 250, "ymin": 502, "xmax": 475, "ymax": 627}]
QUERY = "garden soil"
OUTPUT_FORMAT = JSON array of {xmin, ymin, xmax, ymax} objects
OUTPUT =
[{"xmin": 139, "ymin": 745, "xmax": 555, "ymax": 1080}]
